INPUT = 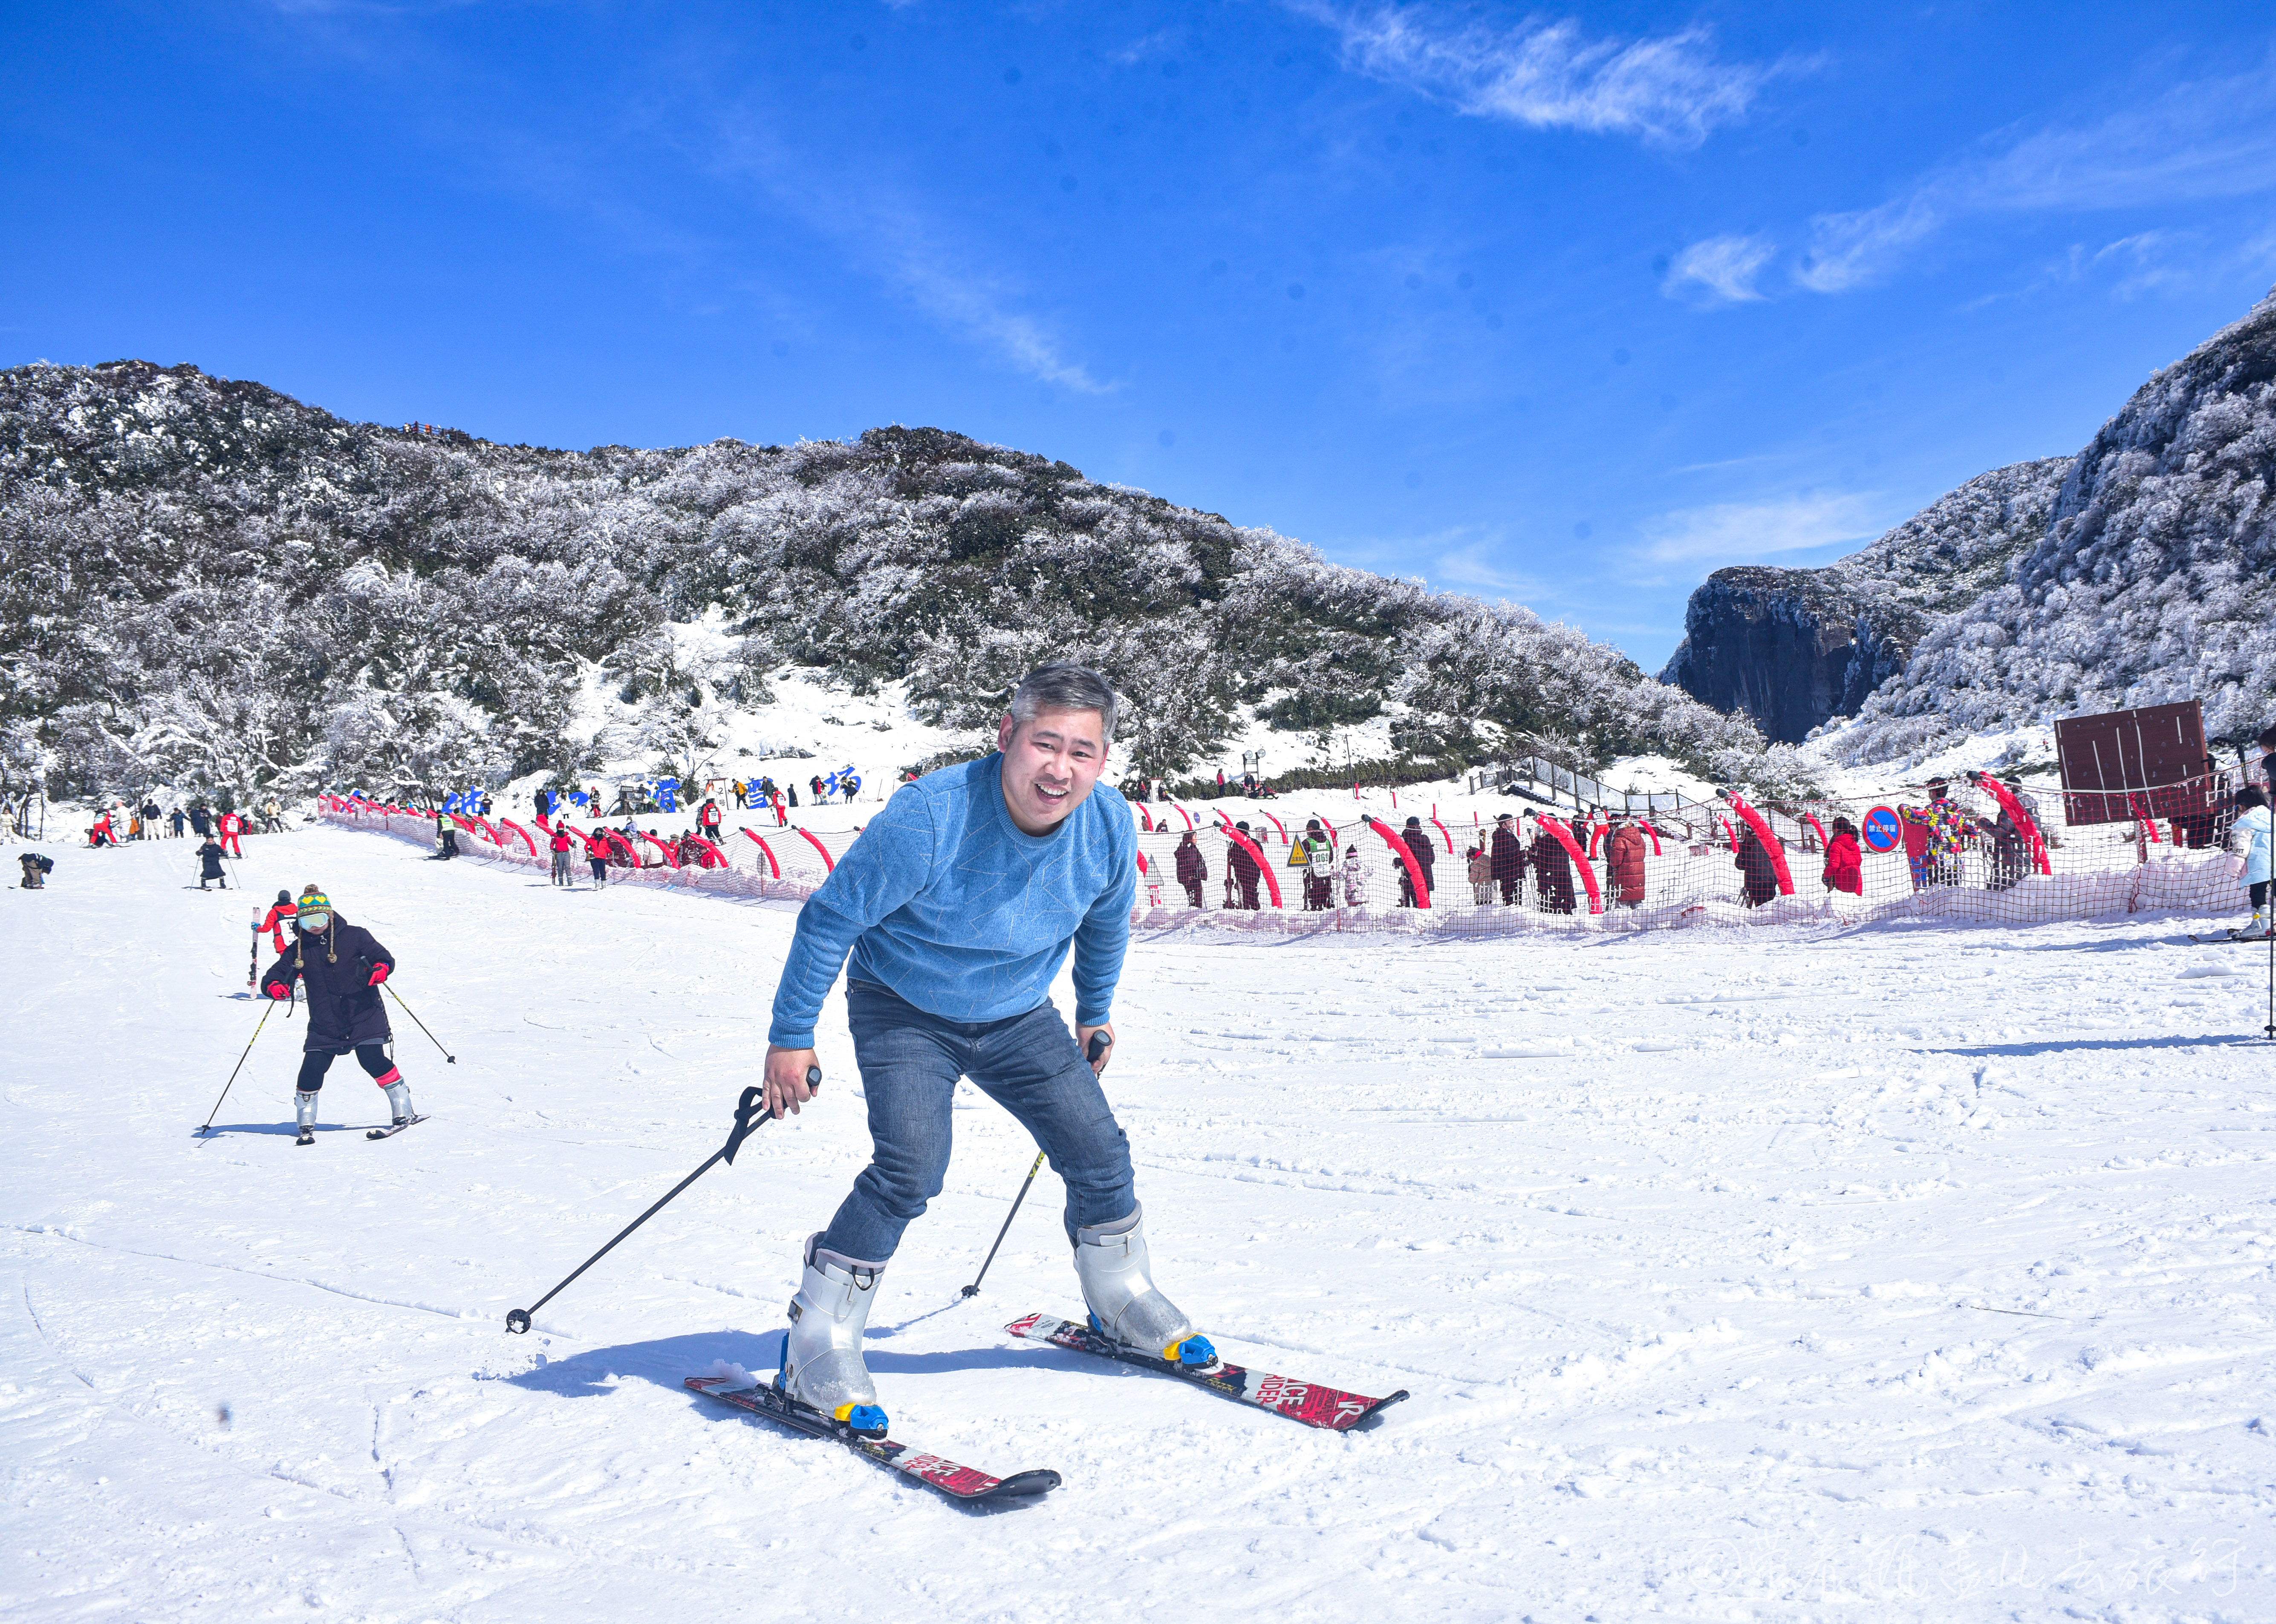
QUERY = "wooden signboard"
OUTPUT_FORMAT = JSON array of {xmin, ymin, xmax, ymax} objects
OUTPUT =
[{"xmin": 2054, "ymin": 700, "xmax": 2210, "ymax": 826}]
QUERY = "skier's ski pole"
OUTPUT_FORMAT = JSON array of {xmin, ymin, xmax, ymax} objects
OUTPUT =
[
  {"xmin": 962, "ymin": 1150, "xmax": 1045, "ymax": 1298},
  {"xmin": 505, "ymin": 1066, "xmax": 821, "ymax": 1334},
  {"xmin": 197, "ymin": 1000, "xmax": 275, "ymax": 1136},
  {"xmin": 960, "ymin": 1031, "xmax": 1105, "ymax": 1297},
  {"xmin": 384, "ymin": 985, "xmax": 457, "ymax": 1064}
]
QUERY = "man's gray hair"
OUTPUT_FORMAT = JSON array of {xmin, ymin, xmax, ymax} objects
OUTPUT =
[{"xmin": 1008, "ymin": 661, "xmax": 1118, "ymax": 741}]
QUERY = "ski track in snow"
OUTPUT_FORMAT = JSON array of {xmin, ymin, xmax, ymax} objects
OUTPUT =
[{"xmin": 5, "ymin": 828, "xmax": 2276, "ymax": 1621}]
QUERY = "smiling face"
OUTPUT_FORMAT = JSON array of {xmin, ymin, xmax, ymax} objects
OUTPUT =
[{"xmin": 996, "ymin": 706, "xmax": 1109, "ymax": 835}]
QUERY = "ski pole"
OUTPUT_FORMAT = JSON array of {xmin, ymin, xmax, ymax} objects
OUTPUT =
[
  {"xmin": 197, "ymin": 999, "xmax": 275, "ymax": 1136},
  {"xmin": 384, "ymin": 985, "xmax": 457, "ymax": 1063},
  {"xmin": 962, "ymin": 1150, "xmax": 1045, "ymax": 1298},
  {"xmin": 505, "ymin": 1066, "xmax": 821, "ymax": 1334},
  {"xmin": 960, "ymin": 1032, "xmax": 1105, "ymax": 1297}
]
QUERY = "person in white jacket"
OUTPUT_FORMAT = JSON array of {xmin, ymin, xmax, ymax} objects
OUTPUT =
[
  {"xmin": 2233, "ymin": 786, "xmax": 2273, "ymax": 937},
  {"xmin": 1339, "ymin": 844, "xmax": 1367, "ymax": 908}
]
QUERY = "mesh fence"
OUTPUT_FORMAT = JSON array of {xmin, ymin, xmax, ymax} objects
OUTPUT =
[{"xmin": 324, "ymin": 774, "xmax": 2255, "ymax": 938}]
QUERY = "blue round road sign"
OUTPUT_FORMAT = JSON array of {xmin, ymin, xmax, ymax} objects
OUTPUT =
[{"xmin": 1861, "ymin": 805, "xmax": 1901, "ymax": 853}]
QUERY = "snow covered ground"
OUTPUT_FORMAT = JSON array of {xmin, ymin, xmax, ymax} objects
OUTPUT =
[{"xmin": 8, "ymin": 826, "xmax": 2276, "ymax": 1622}]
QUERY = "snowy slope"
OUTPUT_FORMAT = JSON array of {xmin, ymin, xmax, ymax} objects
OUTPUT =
[{"xmin": 7, "ymin": 829, "xmax": 2276, "ymax": 1621}]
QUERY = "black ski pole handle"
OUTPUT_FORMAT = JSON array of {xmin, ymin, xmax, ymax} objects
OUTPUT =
[{"xmin": 505, "ymin": 1066, "xmax": 820, "ymax": 1335}]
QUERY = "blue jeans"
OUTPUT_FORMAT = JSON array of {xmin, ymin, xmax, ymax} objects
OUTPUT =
[{"xmin": 820, "ymin": 979, "xmax": 1136, "ymax": 1264}]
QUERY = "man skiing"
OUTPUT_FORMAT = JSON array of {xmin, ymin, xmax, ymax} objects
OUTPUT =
[
  {"xmin": 698, "ymin": 797, "xmax": 723, "ymax": 842},
  {"xmin": 196, "ymin": 835, "xmax": 228, "ymax": 889},
  {"xmin": 758, "ymin": 661, "xmax": 1206, "ymax": 1436},
  {"xmin": 217, "ymin": 808, "xmax": 245, "ymax": 858},
  {"xmin": 261, "ymin": 889, "xmax": 415, "ymax": 1144}
]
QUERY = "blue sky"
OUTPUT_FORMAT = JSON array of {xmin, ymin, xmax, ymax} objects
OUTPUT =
[{"xmin": 7, "ymin": 3, "xmax": 2276, "ymax": 674}]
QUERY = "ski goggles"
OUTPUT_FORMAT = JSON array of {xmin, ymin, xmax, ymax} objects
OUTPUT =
[{"xmin": 296, "ymin": 910, "xmax": 333, "ymax": 933}]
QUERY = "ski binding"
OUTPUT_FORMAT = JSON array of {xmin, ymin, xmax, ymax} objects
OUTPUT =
[{"xmin": 367, "ymin": 1115, "xmax": 428, "ymax": 1141}]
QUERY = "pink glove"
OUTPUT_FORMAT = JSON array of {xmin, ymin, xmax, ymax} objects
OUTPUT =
[
  {"xmin": 367, "ymin": 964, "xmax": 390, "ymax": 987},
  {"xmin": 266, "ymin": 982, "xmax": 290, "ymax": 1000}
]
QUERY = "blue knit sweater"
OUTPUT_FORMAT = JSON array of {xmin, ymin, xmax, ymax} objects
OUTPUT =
[{"xmin": 766, "ymin": 754, "xmax": 1137, "ymax": 1047}]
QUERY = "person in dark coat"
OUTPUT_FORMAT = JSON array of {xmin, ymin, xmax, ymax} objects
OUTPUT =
[
  {"xmin": 189, "ymin": 805, "xmax": 211, "ymax": 839},
  {"xmin": 1173, "ymin": 831, "xmax": 1207, "ymax": 908},
  {"xmin": 1735, "ymin": 823, "xmax": 1780, "ymax": 907},
  {"xmin": 1822, "ymin": 816, "xmax": 1863, "ymax": 895},
  {"xmin": 1228, "ymin": 822, "xmax": 1262, "ymax": 909},
  {"xmin": 196, "ymin": 836, "xmax": 228, "ymax": 888},
  {"xmin": 1398, "ymin": 816, "xmax": 1435, "ymax": 906},
  {"xmin": 262, "ymin": 890, "xmax": 413, "ymax": 1144},
  {"xmin": 1528, "ymin": 816, "xmax": 1575, "ymax": 913},
  {"xmin": 1489, "ymin": 812, "xmax": 1525, "ymax": 906}
]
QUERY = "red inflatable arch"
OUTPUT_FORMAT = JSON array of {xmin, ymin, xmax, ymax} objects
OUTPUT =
[
  {"xmin": 1724, "ymin": 792, "xmax": 1795, "ymax": 896},
  {"xmin": 1536, "ymin": 814, "xmax": 1603, "ymax": 915},
  {"xmin": 1429, "ymin": 815, "xmax": 1453, "ymax": 854},
  {"xmin": 1799, "ymin": 812, "xmax": 1829, "ymax": 854},
  {"xmin": 794, "ymin": 826, "xmax": 835, "ymax": 874},
  {"xmin": 741, "ymin": 827, "xmax": 781, "ymax": 878},
  {"xmin": 1259, "ymin": 809, "xmax": 1287, "ymax": 845},
  {"xmin": 1360, "ymin": 816, "xmax": 1431, "ymax": 910},
  {"xmin": 1167, "ymin": 800, "xmax": 1195, "ymax": 831},
  {"xmin": 495, "ymin": 818, "xmax": 538, "ymax": 856},
  {"xmin": 685, "ymin": 832, "xmax": 731, "ymax": 870},
  {"xmin": 630, "ymin": 829, "xmax": 676, "ymax": 867},
  {"xmin": 1221, "ymin": 822, "xmax": 1283, "ymax": 908}
]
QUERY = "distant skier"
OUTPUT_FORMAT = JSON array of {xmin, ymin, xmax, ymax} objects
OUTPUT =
[
  {"xmin": 757, "ymin": 661, "xmax": 1204, "ymax": 1438},
  {"xmin": 1173, "ymin": 829, "xmax": 1206, "ymax": 908},
  {"xmin": 19, "ymin": 852, "xmax": 50, "ymax": 889},
  {"xmin": 1227, "ymin": 821, "xmax": 1262, "ymax": 909},
  {"xmin": 581, "ymin": 825, "xmax": 612, "ymax": 886},
  {"xmin": 1398, "ymin": 816, "xmax": 1435, "ymax": 906},
  {"xmin": 257, "ymin": 888, "xmax": 298, "ymax": 952},
  {"xmin": 698, "ymin": 798, "xmax": 723, "ymax": 842},
  {"xmin": 196, "ymin": 836, "xmax": 228, "ymax": 889},
  {"xmin": 261, "ymin": 890, "xmax": 414, "ymax": 1145},
  {"xmin": 2232, "ymin": 786, "xmax": 2273, "ymax": 938},
  {"xmin": 189, "ymin": 805, "xmax": 211, "ymax": 839},
  {"xmin": 549, "ymin": 824, "xmax": 577, "ymax": 887},
  {"xmin": 169, "ymin": 806, "xmax": 186, "ymax": 838},
  {"xmin": 1822, "ymin": 816, "xmax": 1864, "ymax": 896},
  {"xmin": 217, "ymin": 809, "xmax": 245, "ymax": 858}
]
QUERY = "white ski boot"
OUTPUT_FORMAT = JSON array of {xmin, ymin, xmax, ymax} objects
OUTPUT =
[
  {"xmin": 1074, "ymin": 1207, "xmax": 1215, "ymax": 1369},
  {"xmin": 294, "ymin": 1090, "xmax": 318, "ymax": 1146},
  {"xmin": 777, "ymin": 1233, "xmax": 888, "ymax": 1436},
  {"xmin": 378, "ymin": 1077, "xmax": 415, "ymax": 1126}
]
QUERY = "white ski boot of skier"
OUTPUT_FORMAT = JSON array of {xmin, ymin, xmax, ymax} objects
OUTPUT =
[
  {"xmin": 1074, "ymin": 1206, "xmax": 1216, "ymax": 1369},
  {"xmin": 777, "ymin": 1233, "xmax": 889, "ymax": 1436}
]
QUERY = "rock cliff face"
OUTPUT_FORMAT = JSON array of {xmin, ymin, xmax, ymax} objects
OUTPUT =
[
  {"xmin": 1835, "ymin": 284, "xmax": 2276, "ymax": 759},
  {"xmin": 1659, "ymin": 458, "xmax": 2071, "ymax": 743}
]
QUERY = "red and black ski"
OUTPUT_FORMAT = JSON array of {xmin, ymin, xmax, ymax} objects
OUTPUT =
[
  {"xmin": 684, "ymin": 1375, "xmax": 1060, "ymax": 1505},
  {"xmin": 1004, "ymin": 1312, "xmax": 1407, "ymax": 1431}
]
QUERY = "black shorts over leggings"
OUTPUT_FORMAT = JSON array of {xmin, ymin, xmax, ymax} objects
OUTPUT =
[{"xmin": 297, "ymin": 1043, "xmax": 395, "ymax": 1092}]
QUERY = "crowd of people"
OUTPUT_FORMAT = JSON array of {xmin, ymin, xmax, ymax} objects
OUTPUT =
[{"xmin": 81, "ymin": 797, "xmax": 285, "ymax": 849}]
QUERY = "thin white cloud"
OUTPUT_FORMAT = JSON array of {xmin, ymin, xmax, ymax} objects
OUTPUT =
[
  {"xmin": 1288, "ymin": 3, "xmax": 1788, "ymax": 149},
  {"xmin": 1662, "ymin": 233, "xmax": 1775, "ymax": 304},
  {"xmin": 1794, "ymin": 59, "xmax": 2276, "ymax": 293},
  {"xmin": 711, "ymin": 121, "xmax": 1115, "ymax": 395},
  {"xmin": 1638, "ymin": 492, "xmax": 1883, "ymax": 565}
]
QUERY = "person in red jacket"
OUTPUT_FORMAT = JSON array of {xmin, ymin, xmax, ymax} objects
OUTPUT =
[
  {"xmin": 257, "ymin": 888, "xmax": 298, "ymax": 952},
  {"xmin": 549, "ymin": 824, "xmax": 577, "ymax": 887},
  {"xmin": 1822, "ymin": 816, "xmax": 1864, "ymax": 896},
  {"xmin": 218, "ymin": 810, "xmax": 245, "ymax": 858},
  {"xmin": 581, "ymin": 826, "xmax": 615, "ymax": 886}
]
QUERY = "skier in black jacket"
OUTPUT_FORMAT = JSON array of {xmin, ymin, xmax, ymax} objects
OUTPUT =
[{"xmin": 261, "ymin": 889, "xmax": 414, "ymax": 1144}]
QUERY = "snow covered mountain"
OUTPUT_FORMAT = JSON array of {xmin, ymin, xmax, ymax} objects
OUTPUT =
[
  {"xmin": 1664, "ymin": 282, "xmax": 2276, "ymax": 760},
  {"xmin": 1657, "ymin": 459, "xmax": 2071, "ymax": 743},
  {"xmin": 0, "ymin": 361, "xmax": 1763, "ymax": 804}
]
